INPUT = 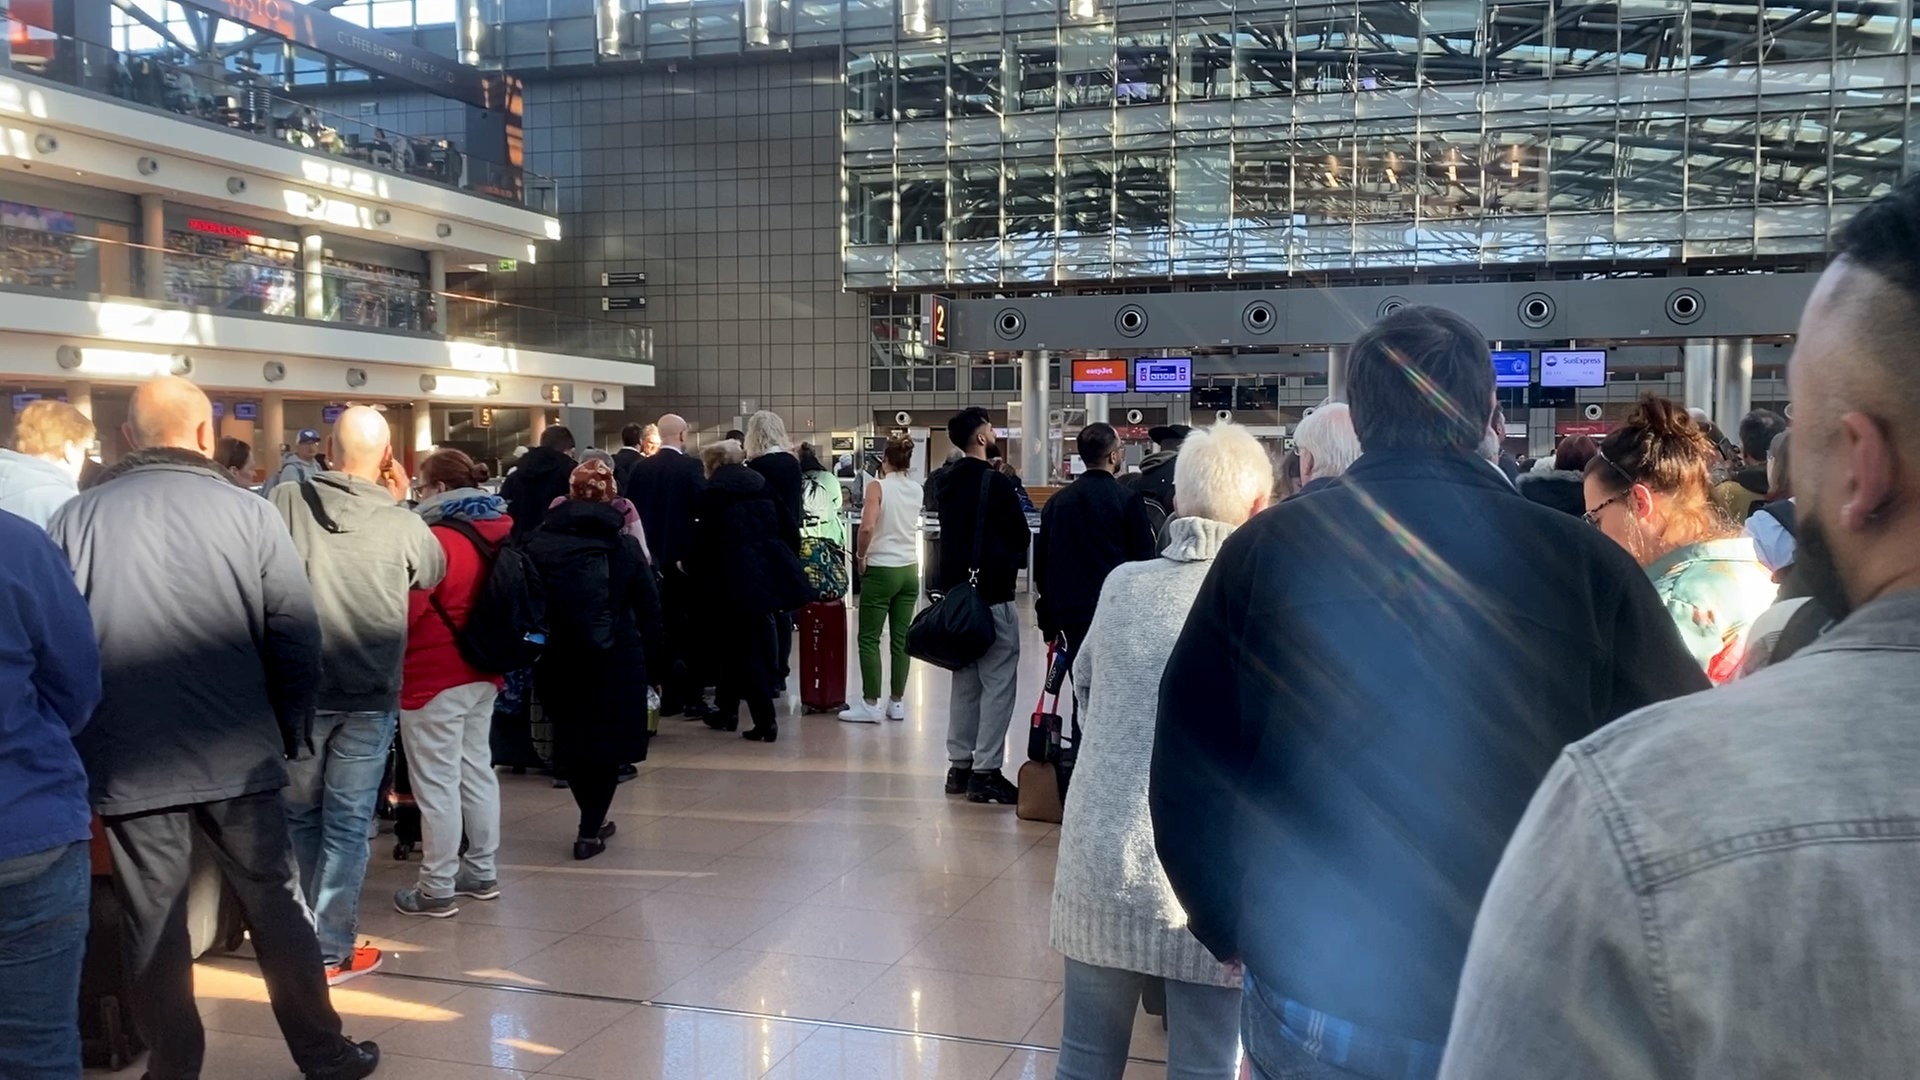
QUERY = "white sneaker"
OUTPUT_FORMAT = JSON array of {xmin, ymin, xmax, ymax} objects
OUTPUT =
[
  {"xmin": 886, "ymin": 699, "xmax": 906, "ymax": 721},
  {"xmin": 838, "ymin": 702, "xmax": 883, "ymax": 724}
]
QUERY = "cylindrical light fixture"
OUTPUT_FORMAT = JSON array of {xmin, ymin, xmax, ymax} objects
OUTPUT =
[
  {"xmin": 596, "ymin": 0, "xmax": 623, "ymax": 56},
  {"xmin": 744, "ymin": 0, "xmax": 772, "ymax": 46},
  {"xmin": 900, "ymin": 0, "xmax": 931, "ymax": 36}
]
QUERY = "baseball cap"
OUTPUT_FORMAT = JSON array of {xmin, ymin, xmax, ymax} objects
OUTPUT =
[{"xmin": 297, "ymin": 429, "xmax": 322, "ymax": 444}]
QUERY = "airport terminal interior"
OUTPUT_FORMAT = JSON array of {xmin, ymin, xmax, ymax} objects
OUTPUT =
[{"xmin": 2, "ymin": 0, "xmax": 1914, "ymax": 1073}]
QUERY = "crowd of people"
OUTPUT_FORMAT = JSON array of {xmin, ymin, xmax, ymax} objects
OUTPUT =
[{"xmin": 2, "ymin": 177, "xmax": 1919, "ymax": 1080}]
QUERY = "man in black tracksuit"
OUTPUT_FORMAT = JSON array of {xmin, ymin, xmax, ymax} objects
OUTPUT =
[{"xmin": 1035, "ymin": 422, "xmax": 1159, "ymax": 655}]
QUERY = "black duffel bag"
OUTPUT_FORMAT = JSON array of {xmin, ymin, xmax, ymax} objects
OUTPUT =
[{"xmin": 907, "ymin": 470, "xmax": 997, "ymax": 670}]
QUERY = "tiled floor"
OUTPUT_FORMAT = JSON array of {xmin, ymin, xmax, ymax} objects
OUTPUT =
[{"xmin": 89, "ymin": 601, "xmax": 1175, "ymax": 1079}]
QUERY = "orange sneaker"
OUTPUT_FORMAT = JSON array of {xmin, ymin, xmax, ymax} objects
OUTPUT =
[{"xmin": 324, "ymin": 945, "xmax": 384, "ymax": 987}]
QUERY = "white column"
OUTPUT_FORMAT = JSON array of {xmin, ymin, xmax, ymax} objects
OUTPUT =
[
  {"xmin": 1683, "ymin": 341, "xmax": 1716, "ymax": 422},
  {"xmin": 65, "ymin": 381, "xmax": 94, "ymax": 421},
  {"xmin": 262, "ymin": 393, "xmax": 286, "ymax": 456},
  {"xmin": 1326, "ymin": 345, "xmax": 1349, "ymax": 403},
  {"xmin": 1084, "ymin": 392, "xmax": 1111, "ymax": 425},
  {"xmin": 411, "ymin": 400, "xmax": 434, "ymax": 457},
  {"xmin": 139, "ymin": 193, "xmax": 165, "ymax": 300},
  {"xmin": 528, "ymin": 408, "xmax": 548, "ymax": 448},
  {"xmin": 1020, "ymin": 350, "xmax": 1049, "ymax": 485},
  {"xmin": 301, "ymin": 232, "xmax": 326, "ymax": 321},
  {"xmin": 427, "ymin": 250, "xmax": 448, "ymax": 297},
  {"xmin": 1714, "ymin": 337, "xmax": 1752, "ymax": 428}
]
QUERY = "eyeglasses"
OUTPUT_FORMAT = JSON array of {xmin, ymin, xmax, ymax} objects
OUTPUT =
[{"xmin": 1583, "ymin": 490, "xmax": 1630, "ymax": 526}]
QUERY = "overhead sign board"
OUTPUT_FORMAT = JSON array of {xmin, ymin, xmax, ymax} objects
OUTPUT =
[
  {"xmin": 601, "ymin": 297, "xmax": 646, "ymax": 311},
  {"xmin": 322, "ymin": 404, "xmax": 345, "ymax": 424},
  {"xmin": 923, "ymin": 295, "xmax": 950, "ymax": 350},
  {"xmin": 1071, "ymin": 359, "xmax": 1129, "ymax": 394},
  {"xmin": 1491, "ymin": 349, "xmax": 1532, "ymax": 388},
  {"xmin": 1541, "ymin": 349, "xmax": 1608, "ymax": 388},
  {"xmin": 234, "ymin": 402, "xmax": 259, "ymax": 420},
  {"xmin": 1133, "ymin": 356, "xmax": 1193, "ymax": 393},
  {"xmin": 602, "ymin": 271, "xmax": 647, "ymax": 287}
]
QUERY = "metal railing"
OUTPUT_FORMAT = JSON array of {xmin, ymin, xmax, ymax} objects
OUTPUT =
[
  {"xmin": 0, "ymin": 222, "xmax": 647, "ymax": 362},
  {"xmin": 4, "ymin": 19, "xmax": 559, "ymax": 213}
]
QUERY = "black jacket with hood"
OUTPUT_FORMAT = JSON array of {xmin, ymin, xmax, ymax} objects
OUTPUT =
[
  {"xmin": 502, "ymin": 446, "xmax": 577, "ymax": 538},
  {"xmin": 1516, "ymin": 469, "xmax": 1586, "ymax": 517},
  {"xmin": 47, "ymin": 448, "xmax": 323, "ymax": 815},
  {"xmin": 691, "ymin": 463, "xmax": 808, "ymax": 617},
  {"xmin": 525, "ymin": 499, "xmax": 665, "ymax": 767}
]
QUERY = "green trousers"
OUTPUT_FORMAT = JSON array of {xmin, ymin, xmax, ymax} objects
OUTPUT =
[{"xmin": 857, "ymin": 563, "xmax": 918, "ymax": 701}]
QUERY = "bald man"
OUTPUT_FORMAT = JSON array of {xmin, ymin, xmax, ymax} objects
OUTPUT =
[
  {"xmin": 1443, "ymin": 177, "xmax": 1920, "ymax": 1078},
  {"xmin": 271, "ymin": 405, "xmax": 443, "ymax": 984},
  {"xmin": 46, "ymin": 378, "xmax": 380, "ymax": 1080},
  {"xmin": 623, "ymin": 412, "xmax": 709, "ymax": 716}
]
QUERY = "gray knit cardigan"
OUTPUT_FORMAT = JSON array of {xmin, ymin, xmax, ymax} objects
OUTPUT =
[{"xmin": 1049, "ymin": 515, "xmax": 1241, "ymax": 988}]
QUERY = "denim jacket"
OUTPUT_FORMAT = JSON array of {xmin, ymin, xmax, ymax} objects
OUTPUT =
[{"xmin": 1440, "ymin": 588, "xmax": 1920, "ymax": 1080}]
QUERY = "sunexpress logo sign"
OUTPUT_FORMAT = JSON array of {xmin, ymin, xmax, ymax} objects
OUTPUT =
[{"xmin": 1540, "ymin": 350, "xmax": 1608, "ymax": 388}]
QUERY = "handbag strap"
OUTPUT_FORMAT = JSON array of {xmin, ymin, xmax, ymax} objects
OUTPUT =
[
  {"xmin": 1031, "ymin": 639, "xmax": 1059, "ymax": 718},
  {"xmin": 425, "ymin": 519, "xmax": 498, "ymax": 640},
  {"xmin": 967, "ymin": 467, "xmax": 994, "ymax": 585}
]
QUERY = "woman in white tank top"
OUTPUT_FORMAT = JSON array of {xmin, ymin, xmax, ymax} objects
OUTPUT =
[{"xmin": 842, "ymin": 437, "xmax": 924, "ymax": 723}]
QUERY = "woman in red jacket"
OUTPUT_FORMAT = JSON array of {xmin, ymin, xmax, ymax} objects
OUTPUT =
[{"xmin": 392, "ymin": 449, "xmax": 514, "ymax": 918}]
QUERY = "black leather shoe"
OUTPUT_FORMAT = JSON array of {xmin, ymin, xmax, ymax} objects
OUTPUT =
[
  {"xmin": 304, "ymin": 1039, "xmax": 379, "ymax": 1080},
  {"xmin": 966, "ymin": 771, "xmax": 1019, "ymax": 805},
  {"xmin": 616, "ymin": 763, "xmax": 639, "ymax": 784},
  {"xmin": 944, "ymin": 765, "xmax": 973, "ymax": 795},
  {"xmin": 574, "ymin": 821, "xmax": 615, "ymax": 860},
  {"xmin": 741, "ymin": 723, "xmax": 778, "ymax": 743},
  {"xmin": 703, "ymin": 709, "xmax": 738, "ymax": 732}
]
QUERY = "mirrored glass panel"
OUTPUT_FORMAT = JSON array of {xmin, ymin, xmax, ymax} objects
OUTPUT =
[
  {"xmin": 898, "ymin": 50, "xmax": 947, "ymax": 120},
  {"xmin": 952, "ymin": 47, "xmax": 1004, "ymax": 116},
  {"xmin": 848, "ymin": 51, "xmax": 894, "ymax": 121}
]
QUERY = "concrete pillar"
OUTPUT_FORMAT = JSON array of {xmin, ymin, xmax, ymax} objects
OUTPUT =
[
  {"xmin": 66, "ymin": 381, "xmax": 93, "ymax": 421},
  {"xmin": 301, "ymin": 232, "xmax": 326, "ymax": 321},
  {"xmin": 1714, "ymin": 337, "xmax": 1752, "ymax": 430},
  {"xmin": 1327, "ymin": 345, "xmax": 1350, "ymax": 403},
  {"xmin": 1020, "ymin": 350, "xmax": 1049, "ymax": 485},
  {"xmin": 1084, "ymin": 393, "xmax": 1111, "ymax": 425},
  {"xmin": 528, "ymin": 408, "xmax": 547, "ymax": 448},
  {"xmin": 138, "ymin": 193, "xmax": 165, "ymax": 300},
  {"xmin": 411, "ymin": 400, "xmax": 434, "ymax": 458},
  {"xmin": 560, "ymin": 406, "xmax": 597, "ymax": 448},
  {"xmin": 1682, "ymin": 341, "xmax": 1716, "ymax": 421},
  {"xmin": 427, "ymin": 250, "xmax": 448, "ymax": 297},
  {"xmin": 262, "ymin": 393, "xmax": 286, "ymax": 456}
]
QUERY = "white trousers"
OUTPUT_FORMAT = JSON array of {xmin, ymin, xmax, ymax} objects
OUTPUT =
[{"xmin": 398, "ymin": 681, "xmax": 501, "ymax": 898}]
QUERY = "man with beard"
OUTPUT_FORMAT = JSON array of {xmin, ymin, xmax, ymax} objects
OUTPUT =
[{"xmin": 1441, "ymin": 177, "xmax": 1920, "ymax": 1078}]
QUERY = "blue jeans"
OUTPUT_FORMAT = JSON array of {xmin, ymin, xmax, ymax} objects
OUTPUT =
[
  {"xmin": 1057, "ymin": 958, "xmax": 1242, "ymax": 1080},
  {"xmin": 1242, "ymin": 972, "xmax": 1442, "ymax": 1080},
  {"xmin": 283, "ymin": 710, "xmax": 395, "ymax": 966},
  {"xmin": 0, "ymin": 842, "xmax": 89, "ymax": 1079}
]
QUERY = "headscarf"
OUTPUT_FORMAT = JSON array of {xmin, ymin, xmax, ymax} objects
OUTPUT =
[{"xmin": 569, "ymin": 458, "xmax": 616, "ymax": 503}]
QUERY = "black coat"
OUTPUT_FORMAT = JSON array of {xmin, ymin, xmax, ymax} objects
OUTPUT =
[
  {"xmin": 524, "ymin": 500, "xmax": 664, "ymax": 768},
  {"xmin": 1123, "ymin": 451, "xmax": 1177, "ymax": 512},
  {"xmin": 1150, "ymin": 450, "xmax": 1708, "ymax": 1045},
  {"xmin": 1033, "ymin": 470, "xmax": 1157, "ymax": 641},
  {"xmin": 624, "ymin": 447, "xmax": 705, "ymax": 569},
  {"xmin": 1515, "ymin": 469, "xmax": 1586, "ymax": 517},
  {"xmin": 933, "ymin": 457, "xmax": 1032, "ymax": 606},
  {"xmin": 690, "ymin": 464, "xmax": 807, "ymax": 618},
  {"xmin": 611, "ymin": 447, "xmax": 643, "ymax": 492},
  {"xmin": 748, "ymin": 451, "xmax": 804, "ymax": 550},
  {"xmin": 501, "ymin": 447, "xmax": 575, "ymax": 539}
]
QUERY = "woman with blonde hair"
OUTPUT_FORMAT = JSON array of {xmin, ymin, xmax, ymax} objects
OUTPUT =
[
  {"xmin": 1583, "ymin": 395, "xmax": 1777, "ymax": 681},
  {"xmin": 1051, "ymin": 424, "xmax": 1273, "ymax": 1079}
]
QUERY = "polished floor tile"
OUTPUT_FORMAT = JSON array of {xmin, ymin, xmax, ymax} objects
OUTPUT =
[{"xmin": 86, "ymin": 599, "xmax": 1195, "ymax": 1079}]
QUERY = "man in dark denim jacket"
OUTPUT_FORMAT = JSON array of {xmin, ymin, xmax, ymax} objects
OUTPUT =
[{"xmin": 1443, "ymin": 176, "xmax": 1920, "ymax": 1079}]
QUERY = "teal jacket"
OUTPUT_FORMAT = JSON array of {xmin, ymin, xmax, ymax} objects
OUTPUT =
[{"xmin": 1643, "ymin": 536, "xmax": 1779, "ymax": 682}]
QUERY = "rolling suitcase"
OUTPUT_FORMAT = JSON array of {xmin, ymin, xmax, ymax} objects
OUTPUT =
[
  {"xmin": 799, "ymin": 599, "xmax": 849, "ymax": 714},
  {"xmin": 81, "ymin": 819, "xmax": 143, "ymax": 1071}
]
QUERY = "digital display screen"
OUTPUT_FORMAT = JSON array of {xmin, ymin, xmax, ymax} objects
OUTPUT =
[
  {"xmin": 1540, "ymin": 349, "xmax": 1609, "ymax": 388},
  {"xmin": 1491, "ymin": 350, "xmax": 1532, "ymax": 388},
  {"xmin": 1133, "ymin": 357, "xmax": 1193, "ymax": 393},
  {"xmin": 1071, "ymin": 359, "xmax": 1129, "ymax": 394}
]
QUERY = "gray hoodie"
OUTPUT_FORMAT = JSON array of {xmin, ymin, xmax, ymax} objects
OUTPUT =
[
  {"xmin": 0, "ymin": 448, "xmax": 79, "ymax": 527},
  {"xmin": 271, "ymin": 471, "xmax": 445, "ymax": 712}
]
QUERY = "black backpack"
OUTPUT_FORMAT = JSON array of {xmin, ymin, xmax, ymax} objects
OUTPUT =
[{"xmin": 429, "ymin": 519, "xmax": 548, "ymax": 674}]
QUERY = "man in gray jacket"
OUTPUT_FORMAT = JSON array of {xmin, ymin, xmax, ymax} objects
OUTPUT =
[
  {"xmin": 272, "ymin": 405, "xmax": 444, "ymax": 984},
  {"xmin": 47, "ymin": 377, "xmax": 380, "ymax": 1080},
  {"xmin": 1442, "ymin": 176, "xmax": 1920, "ymax": 1079}
]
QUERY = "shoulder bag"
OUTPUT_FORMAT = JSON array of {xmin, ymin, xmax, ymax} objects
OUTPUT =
[{"xmin": 906, "ymin": 470, "xmax": 997, "ymax": 670}]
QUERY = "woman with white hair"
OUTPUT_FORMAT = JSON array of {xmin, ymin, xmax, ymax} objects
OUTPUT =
[
  {"xmin": 1050, "ymin": 423, "xmax": 1274, "ymax": 1080},
  {"xmin": 1289, "ymin": 401, "xmax": 1361, "ymax": 497}
]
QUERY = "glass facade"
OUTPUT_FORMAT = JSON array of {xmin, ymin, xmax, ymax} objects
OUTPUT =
[{"xmin": 840, "ymin": 0, "xmax": 1919, "ymax": 287}]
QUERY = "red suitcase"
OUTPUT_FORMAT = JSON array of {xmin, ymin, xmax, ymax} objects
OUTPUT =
[{"xmin": 800, "ymin": 600, "xmax": 849, "ymax": 713}]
